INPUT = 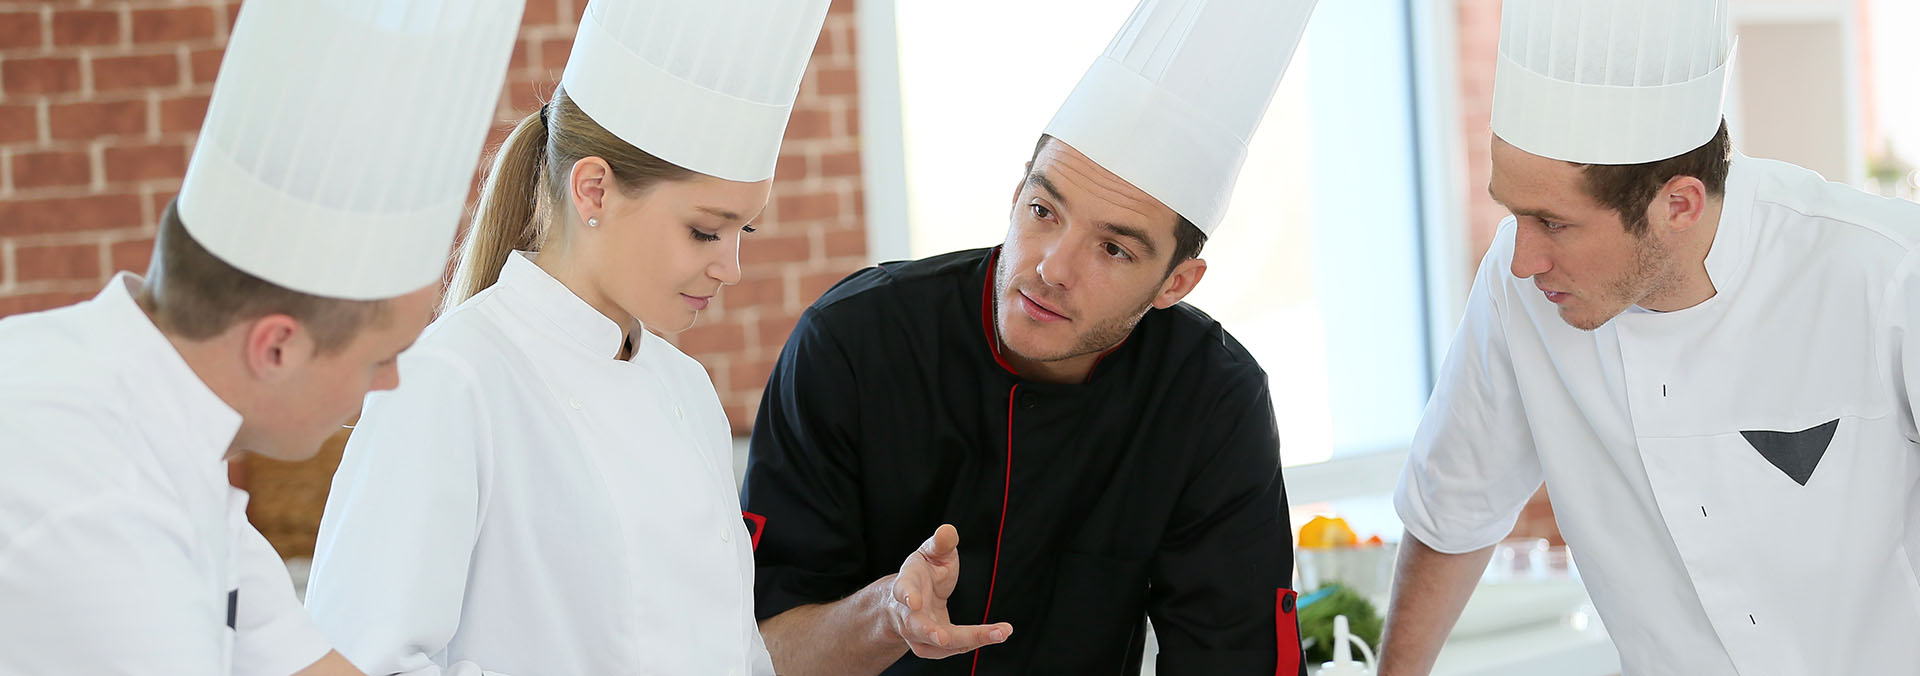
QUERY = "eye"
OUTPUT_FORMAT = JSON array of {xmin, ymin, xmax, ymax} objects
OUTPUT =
[
  {"xmin": 1028, "ymin": 203, "xmax": 1053, "ymax": 220},
  {"xmin": 1102, "ymin": 242, "xmax": 1133, "ymax": 261},
  {"xmin": 689, "ymin": 226, "xmax": 721, "ymax": 243},
  {"xmin": 1543, "ymin": 220, "xmax": 1571, "ymax": 231}
]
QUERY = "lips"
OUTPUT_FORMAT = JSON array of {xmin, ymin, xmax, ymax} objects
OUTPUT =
[
  {"xmin": 682, "ymin": 293, "xmax": 712, "ymax": 311},
  {"xmin": 1535, "ymin": 283, "xmax": 1569, "ymax": 304},
  {"xmin": 1016, "ymin": 290, "xmax": 1069, "ymax": 322}
]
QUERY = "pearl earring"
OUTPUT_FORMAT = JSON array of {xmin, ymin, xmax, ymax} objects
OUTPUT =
[{"xmin": 587, "ymin": 217, "xmax": 599, "ymax": 228}]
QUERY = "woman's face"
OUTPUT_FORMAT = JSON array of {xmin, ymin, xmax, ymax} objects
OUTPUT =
[{"xmin": 570, "ymin": 158, "xmax": 770, "ymax": 335}]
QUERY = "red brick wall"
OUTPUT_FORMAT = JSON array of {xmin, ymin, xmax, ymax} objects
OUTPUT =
[
  {"xmin": 0, "ymin": 0, "xmax": 868, "ymax": 436},
  {"xmin": 0, "ymin": 1, "xmax": 231, "ymax": 317}
]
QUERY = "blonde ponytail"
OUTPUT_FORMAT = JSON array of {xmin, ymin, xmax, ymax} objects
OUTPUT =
[
  {"xmin": 445, "ymin": 107, "xmax": 551, "ymax": 310},
  {"xmin": 444, "ymin": 88, "xmax": 696, "ymax": 311}
]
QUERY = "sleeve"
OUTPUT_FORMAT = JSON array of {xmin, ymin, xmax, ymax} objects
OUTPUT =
[
  {"xmin": 229, "ymin": 506, "xmax": 333, "ymax": 676},
  {"xmin": 1393, "ymin": 230, "xmax": 1544, "ymax": 554},
  {"xmin": 0, "ymin": 402, "xmax": 232, "ymax": 674},
  {"xmin": 0, "ymin": 491, "xmax": 226, "ymax": 674},
  {"xmin": 301, "ymin": 350, "xmax": 510, "ymax": 676},
  {"xmin": 1147, "ymin": 373, "xmax": 1304, "ymax": 676},
  {"xmin": 1875, "ymin": 247, "xmax": 1920, "ymax": 583},
  {"xmin": 739, "ymin": 308, "xmax": 872, "ymax": 619}
]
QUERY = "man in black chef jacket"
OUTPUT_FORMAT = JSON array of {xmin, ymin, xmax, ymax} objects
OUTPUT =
[{"xmin": 743, "ymin": 0, "xmax": 1321, "ymax": 674}]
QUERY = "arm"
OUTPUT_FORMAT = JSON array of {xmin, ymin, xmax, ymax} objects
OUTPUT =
[
  {"xmin": 229, "ymin": 511, "xmax": 340, "ymax": 676},
  {"xmin": 743, "ymin": 310, "xmax": 1006, "ymax": 675},
  {"xmin": 301, "ymin": 351, "xmax": 506, "ymax": 676},
  {"xmin": 292, "ymin": 652, "xmax": 367, "ymax": 676},
  {"xmin": 1147, "ymin": 374, "xmax": 1304, "ymax": 676},
  {"xmin": 758, "ymin": 526, "xmax": 1012, "ymax": 676},
  {"xmin": 1375, "ymin": 533, "xmax": 1495, "ymax": 676},
  {"xmin": 1384, "ymin": 226, "xmax": 1543, "ymax": 674}
]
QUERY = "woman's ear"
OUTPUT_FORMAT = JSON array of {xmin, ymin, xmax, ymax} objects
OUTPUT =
[{"xmin": 569, "ymin": 156, "xmax": 612, "ymax": 225}]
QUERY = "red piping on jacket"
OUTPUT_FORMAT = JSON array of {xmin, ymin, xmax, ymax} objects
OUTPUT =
[{"xmin": 970, "ymin": 382, "xmax": 1017, "ymax": 676}]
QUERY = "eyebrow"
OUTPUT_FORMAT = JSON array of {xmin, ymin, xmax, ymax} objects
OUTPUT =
[
  {"xmin": 1487, "ymin": 185, "xmax": 1574, "ymax": 223},
  {"xmin": 697, "ymin": 206, "xmax": 743, "ymax": 222},
  {"xmin": 1026, "ymin": 171, "xmax": 1162, "ymax": 259}
]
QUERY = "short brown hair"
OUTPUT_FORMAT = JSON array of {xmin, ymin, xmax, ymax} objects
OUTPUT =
[
  {"xmin": 1029, "ymin": 135, "xmax": 1208, "ymax": 275},
  {"xmin": 1578, "ymin": 120, "xmax": 1732, "ymax": 236},
  {"xmin": 139, "ymin": 201, "xmax": 387, "ymax": 354}
]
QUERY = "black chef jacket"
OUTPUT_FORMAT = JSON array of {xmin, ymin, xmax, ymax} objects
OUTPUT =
[{"xmin": 742, "ymin": 247, "xmax": 1303, "ymax": 675}]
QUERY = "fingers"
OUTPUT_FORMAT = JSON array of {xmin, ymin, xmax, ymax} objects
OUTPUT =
[
  {"xmin": 901, "ymin": 620, "xmax": 1014, "ymax": 660},
  {"xmin": 892, "ymin": 567, "xmax": 929, "ymax": 611},
  {"xmin": 917, "ymin": 524, "xmax": 960, "ymax": 562}
]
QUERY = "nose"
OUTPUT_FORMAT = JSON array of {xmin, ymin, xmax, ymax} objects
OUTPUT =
[
  {"xmin": 1033, "ymin": 233, "xmax": 1076, "ymax": 290},
  {"xmin": 713, "ymin": 236, "xmax": 744, "ymax": 286},
  {"xmin": 1509, "ymin": 224, "xmax": 1552, "ymax": 280}
]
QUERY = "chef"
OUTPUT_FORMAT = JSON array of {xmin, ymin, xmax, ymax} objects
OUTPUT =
[
  {"xmin": 1380, "ymin": 1, "xmax": 1920, "ymax": 674},
  {"xmin": 742, "ymin": 1, "xmax": 1318, "ymax": 674},
  {"xmin": 0, "ymin": 1, "xmax": 519, "ymax": 674},
  {"xmin": 301, "ymin": 1, "xmax": 830, "ymax": 674}
]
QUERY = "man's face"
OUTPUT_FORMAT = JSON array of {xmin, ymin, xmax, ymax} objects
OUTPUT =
[
  {"xmin": 994, "ymin": 140, "xmax": 1188, "ymax": 365},
  {"xmin": 1490, "ymin": 136, "xmax": 1679, "ymax": 331},
  {"xmin": 241, "ymin": 284, "xmax": 437, "ymax": 461}
]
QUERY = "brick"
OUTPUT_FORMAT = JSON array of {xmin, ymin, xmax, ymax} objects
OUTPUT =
[
  {"xmin": 0, "ymin": 11, "xmax": 42, "ymax": 50},
  {"xmin": 725, "ymin": 275, "xmax": 785, "ymax": 308},
  {"xmin": 828, "ymin": 0, "xmax": 855, "ymax": 16},
  {"xmin": 104, "ymin": 143, "xmax": 188, "ymax": 183},
  {"xmin": 3, "ymin": 57, "xmax": 82, "ymax": 95},
  {"xmin": 110, "ymin": 237, "xmax": 154, "ymax": 273},
  {"xmin": 823, "ymin": 227, "xmax": 865, "ymax": 258},
  {"xmin": 540, "ymin": 36, "xmax": 570, "ymax": 72},
  {"xmin": 158, "ymin": 93, "xmax": 209, "ymax": 133},
  {"xmin": 132, "ymin": 7, "xmax": 215, "ymax": 43},
  {"xmin": 723, "ymin": 401, "xmax": 754, "ymax": 433},
  {"xmin": 10, "ymin": 150, "xmax": 91, "ymax": 190},
  {"xmin": 773, "ymin": 154, "xmax": 809, "ymax": 182},
  {"xmin": 678, "ymin": 320, "xmax": 747, "ymax": 355},
  {"xmin": 812, "ymin": 26, "xmax": 839, "ymax": 58},
  {"xmin": 15, "ymin": 243, "xmax": 100, "ymax": 282},
  {"xmin": 507, "ymin": 36, "xmax": 530, "ymax": 72},
  {"xmin": 798, "ymin": 269, "xmax": 854, "ymax": 306},
  {"xmin": 0, "ymin": 104, "xmax": 38, "ymax": 144},
  {"xmin": 820, "ymin": 150, "xmax": 860, "ymax": 177},
  {"xmin": 0, "ymin": 193, "xmax": 143, "ymax": 236},
  {"xmin": 93, "ymin": 53, "xmax": 180, "ymax": 92},
  {"xmin": 728, "ymin": 357, "xmax": 781, "ymax": 394},
  {"xmin": 837, "ymin": 104, "xmax": 860, "ymax": 136},
  {"xmin": 148, "ymin": 189, "xmax": 178, "ymax": 219},
  {"xmin": 565, "ymin": 0, "xmax": 587, "ymax": 25},
  {"xmin": 0, "ymin": 291, "xmax": 95, "ymax": 317},
  {"xmin": 755, "ymin": 313, "xmax": 801, "ymax": 350},
  {"xmin": 189, "ymin": 47, "xmax": 223, "ymax": 83},
  {"xmin": 776, "ymin": 192, "xmax": 839, "ymax": 221},
  {"xmin": 740, "ymin": 233, "xmax": 810, "ymax": 265},
  {"xmin": 223, "ymin": 2, "xmax": 243, "ymax": 35},
  {"xmin": 783, "ymin": 107, "xmax": 831, "ymax": 140},
  {"xmin": 814, "ymin": 66, "xmax": 857, "ymax": 97},
  {"xmin": 523, "ymin": 0, "xmax": 561, "ymax": 27},
  {"xmin": 51, "ymin": 9, "xmax": 118, "ymax": 47},
  {"xmin": 48, "ymin": 99, "xmax": 147, "ymax": 139}
]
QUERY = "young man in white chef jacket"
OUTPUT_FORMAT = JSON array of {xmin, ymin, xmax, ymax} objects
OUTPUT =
[
  {"xmin": 0, "ymin": 2, "xmax": 519, "ymax": 674},
  {"xmin": 1379, "ymin": 1, "xmax": 1920, "ymax": 674}
]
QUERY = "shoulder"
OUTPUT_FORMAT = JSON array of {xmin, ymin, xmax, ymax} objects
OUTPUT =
[
  {"xmin": 810, "ymin": 248, "xmax": 990, "ymax": 316},
  {"xmin": 1746, "ymin": 158, "xmax": 1920, "ymax": 268}
]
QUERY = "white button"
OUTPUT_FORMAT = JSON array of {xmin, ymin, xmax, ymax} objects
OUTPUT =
[
  {"xmin": 674, "ymin": 404, "xmax": 684, "ymax": 420},
  {"xmin": 721, "ymin": 527, "xmax": 731, "ymax": 543},
  {"xmin": 569, "ymin": 397, "xmax": 582, "ymax": 410}
]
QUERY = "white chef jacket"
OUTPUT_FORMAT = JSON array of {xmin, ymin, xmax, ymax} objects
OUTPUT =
[
  {"xmin": 305, "ymin": 252, "xmax": 772, "ymax": 676},
  {"xmin": 0, "ymin": 274, "xmax": 334, "ymax": 676},
  {"xmin": 1397, "ymin": 154, "xmax": 1920, "ymax": 675}
]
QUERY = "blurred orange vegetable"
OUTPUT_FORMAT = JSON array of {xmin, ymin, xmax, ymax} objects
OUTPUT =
[{"xmin": 1299, "ymin": 515, "xmax": 1358, "ymax": 549}]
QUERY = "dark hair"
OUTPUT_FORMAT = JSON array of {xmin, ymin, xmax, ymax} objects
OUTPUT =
[
  {"xmin": 1578, "ymin": 120, "xmax": 1732, "ymax": 236},
  {"xmin": 1029, "ymin": 134, "xmax": 1208, "ymax": 275},
  {"xmin": 138, "ymin": 201, "xmax": 387, "ymax": 354},
  {"xmin": 446, "ymin": 87, "xmax": 697, "ymax": 309}
]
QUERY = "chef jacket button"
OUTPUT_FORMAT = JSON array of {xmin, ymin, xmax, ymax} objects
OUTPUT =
[
  {"xmin": 1018, "ymin": 393, "xmax": 1038, "ymax": 410},
  {"xmin": 568, "ymin": 397, "xmax": 582, "ymax": 410},
  {"xmin": 675, "ymin": 404, "xmax": 685, "ymax": 420},
  {"xmin": 721, "ymin": 527, "xmax": 731, "ymax": 543}
]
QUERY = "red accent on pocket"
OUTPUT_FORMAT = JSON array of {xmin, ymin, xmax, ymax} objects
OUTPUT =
[
  {"xmin": 742, "ymin": 511, "xmax": 767, "ymax": 552},
  {"xmin": 1276, "ymin": 588, "xmax": 1302, "ymax": 676}
]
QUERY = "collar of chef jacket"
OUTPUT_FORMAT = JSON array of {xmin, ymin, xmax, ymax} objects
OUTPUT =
[
  {"xmin": 495, "ymin": 250, "xmax": 646, "ymax": 360},
  {"xmin": 90, "ymin": 273, "xmax": 245, "ymax": 467},
  {"xmin": 1619, "ymin": 153, "xmax": 1760, "ymax": 319}
]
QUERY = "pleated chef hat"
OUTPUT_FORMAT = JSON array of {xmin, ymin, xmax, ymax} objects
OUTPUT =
[
  {"xmin": 1492, "ymin": 0, "xmax": 1735, "ymax": 165},
  {"xmin": 176, "ymin": 0, "xmax": 522, "ymax": 301},
  {"xmin": 560, "ymin": 0, "xmax": 832, "ymax": 183},
  {"xmin": 1043, "ymin": 0, "xmax": 1319, "ymax": 236}
]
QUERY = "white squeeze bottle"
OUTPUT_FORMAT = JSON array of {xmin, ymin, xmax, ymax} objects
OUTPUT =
[{"xmin": 1317, "ymin": 614, "xmax": 1377, "ymax": 676}]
